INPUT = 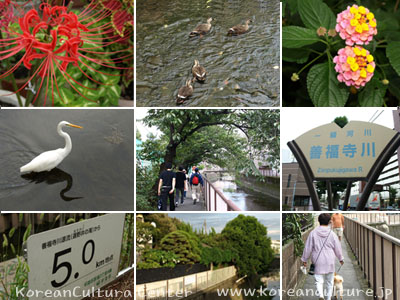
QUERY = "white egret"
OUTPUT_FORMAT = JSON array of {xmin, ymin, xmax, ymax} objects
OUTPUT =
[{"xmin": 20, "ymin": 121, "xmax": 83, "ymax": 173}]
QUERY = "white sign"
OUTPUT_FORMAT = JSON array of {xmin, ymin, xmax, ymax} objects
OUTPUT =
[
  {"xmin": 27, "ymin": 214, "xmax": 125, "ymax": 299},
  {"xmin": 295, "ymin": 121, "xmax": 396, "ymax": 179}
]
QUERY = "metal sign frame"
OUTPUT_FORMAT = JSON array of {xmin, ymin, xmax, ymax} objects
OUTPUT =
[{"xmin": 288, "ymin": 132, "xmax": 400, "ymax": 211}]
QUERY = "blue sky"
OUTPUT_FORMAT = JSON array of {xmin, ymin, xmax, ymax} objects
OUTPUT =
[{"xmin": 167, "ymin": 213, "xmax": 280, "ymax": 240}]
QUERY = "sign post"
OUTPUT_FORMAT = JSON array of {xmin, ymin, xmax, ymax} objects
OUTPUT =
[
  {"xmin": 288, "ymin": 121, "xmax": 400, "ymax": 211},
  {"xmin": 27, "ymin": 214, "xmax": 125, "ymax": 299}
]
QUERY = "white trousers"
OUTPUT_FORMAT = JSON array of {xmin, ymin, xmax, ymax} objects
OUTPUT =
[
  {"xmin": 314, "ymin": 273, "xmax": 334, "ymax": 300},
  {"xmin": 191, "ymin": 185, "xmax": 201, "ymax": 201}
]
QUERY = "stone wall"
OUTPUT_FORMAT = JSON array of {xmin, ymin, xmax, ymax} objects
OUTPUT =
[
  {"xmin": 369, "ymin": 223, "xmax": 400, "ymax": 240},
  {"xmin": 282, "ymin": 227, "xmax": 313, "ymax": 300},
  {"xmin": 236, "ymin": 174, "xmax": 280, "ymax": 199},
  {"xmin": 388, "ymin": 224, "xmax": 400, "ymax": 239}
]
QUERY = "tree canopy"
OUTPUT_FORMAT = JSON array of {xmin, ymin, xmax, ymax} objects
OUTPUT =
[
  {"xmin": 220, "ymin": 215, "xmax": 274, "ymax": 276},
  {"xmin": 142, "ymin": 109, "xmax": 280, "ymax": 171},
  {"xmin": 137, "ymin": 214, "xmax": 275, "ymax": 277},
  {"xmin": 160, "ymin": 230, "xmax": 201, "ymax": 264}
]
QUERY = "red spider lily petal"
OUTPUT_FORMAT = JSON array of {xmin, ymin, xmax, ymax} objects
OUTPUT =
[
  {"xmin": 24, "ymin": 52, "xmax": 46, "ymax": 69},
  {"xmin": 99, "ymin": 0, "xmax": 122, "ymax": 11},
  {"xmin": 19, "ymin": 9, "xmax": 40, "ymax": 32},
  {"xmin": 111, "ymin": 10, "xmax": 132, "ymax": 37},
  {"xmin": 0, "ymin": 0, "xmax": 133, "ymax": 106}
]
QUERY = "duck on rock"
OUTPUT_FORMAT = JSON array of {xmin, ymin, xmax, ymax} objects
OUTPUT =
[
  {"xmin": 192, "ymin": 60, "xmax": 207, "ymax": 82},
  {"xmin": 190, "ymin": 17, "xmax": 213, "ymax": 37},
  {"xmin": 176, "ymin": 80, "xmax": 194, "ymax": 104},
  {"xmin": 227, "ymin": 19, "xmax": 252, "ymax": 35}
]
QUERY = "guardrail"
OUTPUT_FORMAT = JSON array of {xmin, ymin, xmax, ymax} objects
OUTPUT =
[
  {"xmin": 344, "ymin": 216, "xmax": 400, "ymax": 300},
  {"xmin": 203, "ymin": 176, "xmax": 241, "ymax": 211},
  {"xmin": 136, "ymin": 266, "xmax": 237, "ymax": 300},
  {"xmin": 345, "ymin": 213, "xmax": 400, "ymax": 225}
]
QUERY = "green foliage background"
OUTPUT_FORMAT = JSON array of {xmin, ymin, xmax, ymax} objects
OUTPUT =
[
  {"xmin": 136, "ymin": 109, "xmax": 280, "ymax": 210},
  {"xmin": 282, "ymin": 0, "xmax": 400, "ymax": 106},
  {"xmin": 136, "ymin": 214, "xmax": 275, "ymax": 277}
]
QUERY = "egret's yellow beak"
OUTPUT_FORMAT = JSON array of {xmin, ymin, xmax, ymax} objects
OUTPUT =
[{"xmin": 67, "ymin": 123, "xmax": 83, "ymax": 129}]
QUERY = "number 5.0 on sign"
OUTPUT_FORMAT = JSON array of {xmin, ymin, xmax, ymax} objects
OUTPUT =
[{"xmin": 27, "ymin": 214, "xmax": 125, "ymax": 299}]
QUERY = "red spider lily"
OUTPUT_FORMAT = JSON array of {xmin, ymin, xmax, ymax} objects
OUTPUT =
[
  {"xmin": 98, "ymin": 0, "xmax": 133, "ymax": 37},
  {"xmin": 0, "ymin": 0, "xmax": 22, "ymax": 30},
  {"xmin": 0, "ymin": 0, "xmax": 133, "ymax": 106}
]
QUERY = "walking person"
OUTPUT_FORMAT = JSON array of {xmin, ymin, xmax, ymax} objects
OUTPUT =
[
  {"xmin": 183, "ymin": 169, "xmax": 189, "ymax": 198},
  {"xmin": 190, "ymin": 167, "xmax": 203, "ymax": 204},
  {"xmin": 331, "ymin": 213, "xmax": 345, "ymax": 242},
  {"xmin": 157, "ymin": 162, "xmax": 176, "ymax": 211},
  {"xmin": 301, "ymin": 213, "xmax": 344, "ymax": 300},
  {"xmin": 175, "ymin": 166, "xmax": 187, "ymax": 206}
]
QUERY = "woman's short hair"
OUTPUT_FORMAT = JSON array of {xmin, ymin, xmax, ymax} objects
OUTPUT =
[{"xmin": 318, "ymin": 213, "xmax": 331, "ymax": 225}]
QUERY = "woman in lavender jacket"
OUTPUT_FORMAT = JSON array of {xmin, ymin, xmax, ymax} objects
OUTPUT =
[{"xmin": 301, "ymin": 213, "xmax": 344, "ymax": 300}]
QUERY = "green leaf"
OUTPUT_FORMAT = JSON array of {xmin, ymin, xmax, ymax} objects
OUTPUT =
[
  {"xmin": 23, "ymin": 224, "xmax": 31, "ymax": 243},
  {"xmin": 2, "ymin": 234, "xmax": 8, "ymax": 247},
  {"xmin": 287, "ymin": 0, "xmax": 298, "ymax": 16},
  {"xmin": 388, "ymin": 78, "xmax": 400, "ymax": 99},
  {"xmin": 387, "ymin": 41, "xmax": 400, "ymax": 77},
  {"xmin": 283, "ymin": 47, "xmax": 310, "ymax": 64},
  {"xmin": 307, "ymin": 62, "xmax": 349, "ymax": 106},
  {"xmin": 104, "ymin": 85, "xmax": 121, "ymax": 105},
  {"xmin": 358, "ymin": 78, "xmax": 387, "ymax": 106},
  {"xmin": 98, "ymin": 86, "xmax": 107, "ymax": 98},
  {"xmin": 53, "ymin": 87, "xmax": 75, "ymax": 105},
  {"xmin": 85, "ymin": 88, "xmax": 101, "ymax": 101},
  {"xmin": 282, "ymin": 26, "xmax": 319, "ymax": 48},
  {"xmin": 298, "ymin": 0, "xmax": 336, "ymax": 30},
  {"xmin": 8, "ymin": 227, "xmax": 15, "ymax": 238}
]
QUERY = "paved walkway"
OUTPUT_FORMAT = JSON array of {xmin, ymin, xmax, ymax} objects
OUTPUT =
[
  {"xmin": 297, "ymin": 236, "xmax": 369, "ymax": 300},
  {"xmin": 172, "ymin": 187, "xmax": 206, "ymax": 211}
]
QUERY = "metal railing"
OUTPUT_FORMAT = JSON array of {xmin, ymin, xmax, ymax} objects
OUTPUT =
[
  {"xmin": 259, "ymin": 169, "xmax": 280, "ymax": 178},
  {"xmin": 203, "ymin": 176, "xmax": 241, "ymax": 211},
  {"xmin": 344, "ymin": 216, "xmax": 400, "ymax": 300},
  {"xmin": 136, "ymin": 266, "xmax": 237, "ymax": 300},
  {"xmin": 345, "ymin": 213, "xmax": 400, "ymax": 225}
]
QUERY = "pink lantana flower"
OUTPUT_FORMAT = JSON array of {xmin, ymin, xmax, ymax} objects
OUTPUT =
[
  {"xmin": 336, "ymin": 5, "xmax": 377, "ymax": 46},
  {"xmin": 333, "ymin": 46, "xmax": 375, "ymax": 89}
]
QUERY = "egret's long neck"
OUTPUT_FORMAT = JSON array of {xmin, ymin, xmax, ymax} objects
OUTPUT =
[{"xmin": 57, "ymin": 124, "xmax": 72, "ymax": 156}]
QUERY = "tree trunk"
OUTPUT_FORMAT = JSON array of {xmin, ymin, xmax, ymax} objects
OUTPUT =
[{"xmin": 152, "ymin": 143, "xmax": 178, "ymax": 195}]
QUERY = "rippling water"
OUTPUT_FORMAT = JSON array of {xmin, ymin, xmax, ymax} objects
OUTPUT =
[
  {"xmin": 191, "ymin": 276, "xmax": 278, "ymax": 300},
  {"xmin": 0, "ymin": 109, "xmax": 134, "ymax": 211},
  {"xmin": 211, "ymin": 173, "xmax": 279, "ymax": 211},
  {"xmin": 136, "ymin": 0, "xmax": 280, "ymax": 107}
]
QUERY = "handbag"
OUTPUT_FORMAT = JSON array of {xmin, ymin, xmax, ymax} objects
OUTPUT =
[{"xmin": 309, "ymin": 230, "xmax": 331, "ymax": 275}]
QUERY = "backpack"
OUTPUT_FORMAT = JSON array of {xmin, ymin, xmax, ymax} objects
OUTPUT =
[{"xmin": 192, "ymin": 174, "xmax": 199, "ymax": 185}]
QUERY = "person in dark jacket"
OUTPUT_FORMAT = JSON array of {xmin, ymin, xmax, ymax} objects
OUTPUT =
[
  {"xmin": 175, "ymin": 165, "xmax": 187, "ymax": 206},
  {"xmin": 190, "ymin": 168, "xmax": 203, "ymax": 204},
  {"xmin": 158, "ymin": 162, "xmax": 176, "ymax": 211}
]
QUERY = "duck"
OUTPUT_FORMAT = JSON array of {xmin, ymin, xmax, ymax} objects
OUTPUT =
[
  {"xmin": 192, "ymin": 60, "xmax": 207, "ymax": 82},
  {"xmin": 176, "ymin": 80, "xmax": 194, "ymax": 104},
  {"xmin": 227, "ymin": 19, "xmax": 252, "ymax": 35},
  {"xmin": 190, "ymin": 17, "xmax": 213, "ymax": 37}
]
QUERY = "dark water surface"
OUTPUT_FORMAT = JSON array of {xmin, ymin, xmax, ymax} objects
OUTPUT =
[
  {"xmin": 137, "ymin": 0, "xmax": 280, "ymax": 107},
  {"xmin": 0, "ymin": 110, "xmax": 134, "ymax": 210},
  {"xmin": 190, "ymin": 276, "xmax": 279, "ymax": 300},
  {"xmin": 209, "ymin": 173, "xmax": 279, "ymax": 211}
]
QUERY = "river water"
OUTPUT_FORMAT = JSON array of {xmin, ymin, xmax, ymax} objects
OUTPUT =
[
  {"xmin": 210, "ymin": 173, "xmax": 279, "ymax": 211},
  {"xmin": 0, "ymin": 110, "xmax": 134, "ymax": 210},
  {"xmin": 190, "ymin": 275, "xmax": 280, "ymax": 300},
  {"xmin": 136, "ymin": 0, "xmax": 280, "ymax": 107}
]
